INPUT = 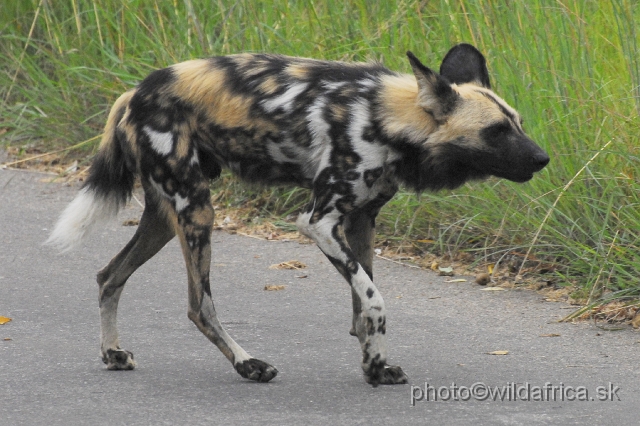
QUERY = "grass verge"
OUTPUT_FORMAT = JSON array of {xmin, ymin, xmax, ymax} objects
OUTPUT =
[{"xmin": 2, "ymin": 0, "xmax": 639, "ymax": 319}]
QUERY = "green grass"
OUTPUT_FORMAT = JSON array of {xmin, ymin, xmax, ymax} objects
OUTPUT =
[{"xmin": 2, "ymin": 0, "xmax": 639, "ymax": 303}]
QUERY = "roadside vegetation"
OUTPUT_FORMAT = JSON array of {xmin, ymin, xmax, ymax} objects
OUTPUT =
[{"xmin": 1, "ymin": 0, "xmax": 639, "ymax": 315}]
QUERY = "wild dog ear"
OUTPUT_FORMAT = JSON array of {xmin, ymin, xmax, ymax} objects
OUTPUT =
[
  {"xmin": 407, "ymin": 51, "xmax": 459, "ymax": 121},
  {"xmin": 439, "ymin": 43, "xmax": 491, "ymax": 89}
]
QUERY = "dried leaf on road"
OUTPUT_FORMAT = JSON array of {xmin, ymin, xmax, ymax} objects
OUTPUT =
[
  {"xmin": 438, "ymin": 266, "xmax": 454, "ymax": 276},
  {"xmin": 65, "ymin": 160, "xmax": 78, "ymax": 174},
  {"xmin": 539, "ymin": 333, "xmax": 561, "ymax": 337},
  {"xmin": 0, "ymin": 316, "xmax": 12, "ymax": 325},
  {"xmin": 632, "ymin": 313, "xmax": 640, "ymax": 329},
  {"xmin": 269, "ymin": 260, "xmax": 307, "ymax": 270},
  {"xmin": 264, "ymin": 285, "xmax": 286, "ymax": 291},
  {"xmin": 487, "ymin": 350, "xmax": 509, "ymax": 355}
]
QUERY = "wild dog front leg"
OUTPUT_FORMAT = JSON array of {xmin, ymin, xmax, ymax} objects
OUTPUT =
[
  {"xmin": 344, "ymin": 185, "xmax": 397, "ymax": 337},
  {"xmin": 176, "ymin": 199, "xmax": 278, "ymax": 383},
  {"xmin": 298, "ymin": 209, "xmax": 408, "ymax": 386},
  {"xmin": 344, "ymin": 210, "xmax": 375, "ymax": 337}
]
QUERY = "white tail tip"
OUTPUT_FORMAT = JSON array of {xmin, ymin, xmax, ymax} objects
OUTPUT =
[{"xmin": 45, "ymin": 188, "xmax": 120, "ymax": 253}]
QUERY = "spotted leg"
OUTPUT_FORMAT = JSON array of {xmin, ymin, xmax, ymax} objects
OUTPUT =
[
  {"xmin": 97, "ymin": 189, "xmax": 175, "ymax": 370},
  {"xmin": 344, "ymin": 209, "xmax": 376, "ymax": 337},
  {"xmin": 171, "ymin": 179, "xmax": 277, "ymax": 382},
  {"xmin": 297, "ymin": 204, "xmax": 407, "ymax": 386}
]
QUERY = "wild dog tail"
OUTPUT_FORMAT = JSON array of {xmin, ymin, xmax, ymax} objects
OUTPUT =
[{"xmin": 46, "ymin": 90, "xmax": 137, "ymax": 252}]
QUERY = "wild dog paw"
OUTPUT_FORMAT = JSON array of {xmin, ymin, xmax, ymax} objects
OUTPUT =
[
  {"xmin": 234, "ymin": 358, "xmax": 278, "ymax": 383},
  {"xmin": 364, "ymin": 361, "xmax": 408, "ymax": 387},
  {"xmin": 102, "ymin": 348, "xmax": 136, "ymax": 370}
]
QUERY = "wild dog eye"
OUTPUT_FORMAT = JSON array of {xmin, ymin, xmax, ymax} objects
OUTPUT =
[
  {"xmin": 492, "ymin": 123, "xmax": 511, "ymax": 136},
  {"xmin": 480, "ymin": 121, "xmax": 512, "ymax": 146}
]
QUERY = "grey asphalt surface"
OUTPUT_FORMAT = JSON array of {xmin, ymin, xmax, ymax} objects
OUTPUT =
[{"xmin": 1, "ymin": 167, "xmax": 639, "ymax": 425}]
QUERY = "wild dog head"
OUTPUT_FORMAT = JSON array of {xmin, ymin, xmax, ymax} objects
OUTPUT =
[{"xmin": 403, "ymin": 44, "xmax": 549, "ymax": 190}]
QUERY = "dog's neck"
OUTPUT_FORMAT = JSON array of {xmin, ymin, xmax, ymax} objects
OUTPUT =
[{"xmin": 375, "ymin": 73, "xmax": 438, "ymax": 146}]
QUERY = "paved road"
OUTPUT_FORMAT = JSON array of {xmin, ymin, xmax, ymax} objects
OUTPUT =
[{"xmin": 1, "ymin": 168, "xmax": 638, "ymax": 425}]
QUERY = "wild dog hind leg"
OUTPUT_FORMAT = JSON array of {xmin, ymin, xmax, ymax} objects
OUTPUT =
[
  {"xmin": 170, "ymin": 179, "xmax": 278, "ymax": 382},
  {"xmin": 97, "ymin": 188, "xmax": 175, "ymax": 370}
]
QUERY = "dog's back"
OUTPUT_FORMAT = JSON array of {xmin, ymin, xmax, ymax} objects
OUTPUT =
[{"xmin": 126, "ymin": 54, "xmax": 400, "ymax": 188}]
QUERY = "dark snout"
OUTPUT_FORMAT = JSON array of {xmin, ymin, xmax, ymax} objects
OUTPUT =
[
  {"xmin": 530, "ymin": 150, "xmax": 550, "ymax": 173},
  {"xmin": 485, "ymin": 135, "xmax": 549, "ymax": 183},
  {"xmin": 506, "ymin": 139, "xmax": 549, "ymax": 182},
  {"xmin": 479, "ymin": 122, "xmax": 549, "ymax": 183},
  {"xmin": 524, "ymin": 137, "xmax": 550, "ymax": 173}
]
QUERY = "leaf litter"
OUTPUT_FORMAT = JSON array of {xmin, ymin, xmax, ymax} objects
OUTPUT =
[
  {"xmin": 264, "ymin": 285, "xmax": 286, "ymax": 291},
  {"xmin": 269, "ymin": 260, "xmax": 307, "ymax": 270}
]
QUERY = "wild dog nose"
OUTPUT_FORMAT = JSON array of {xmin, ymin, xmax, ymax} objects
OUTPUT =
[{"xmin": 532, "ymin": 152, "xmax": 550, "ymax": 169}]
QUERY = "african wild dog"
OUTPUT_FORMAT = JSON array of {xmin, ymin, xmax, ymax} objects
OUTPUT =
[{"xmin": 47, "ymin": 44, "xmax": 549, "ymax": 386}]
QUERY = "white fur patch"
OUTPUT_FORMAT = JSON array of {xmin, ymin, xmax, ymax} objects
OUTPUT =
[
  {"xmin": 307, "ymin": 97, "xmax": 330, "ymax": 142},
  {"xmin": 174, "ymin": 194, "xmax": 189, "ymax": 212},
  {"xmin": 295, "ymin": 210, "xmax": 313, "ymax": 240},
  {"xmin": 358, "ymin": 78, "xmax": 377, "ymax": 91},
  {"xmin": 149, "ymin": 178, "xmax": 189, "ymax": 213},
  {"xmin": 144, "ymin": 125, "xmax": 173, "ymax": 155},
  {"xmin": 348, "ymin": 99, "xmax": 371, "ymax": 145},
  {"xmin": 261, "ymin": 82, "xmax": 309, "ymax": 113},
  {"xmin": 45, "ymin": 188, "xmax": 120, "ymax": 252},
  {"xmin": 322, "ymin": 81, "xmax": 346, "ymax": 91},
  {"xmin": 189, "ymin": 152, "xmax": 199, "ymax": 165},
  {"xmin": 305, "ymin": 96, "xmax": 332, "ymax": 176},
  {"xmin": 349, "ymin": 101, "xmax": 386, "ymax": 162}
]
